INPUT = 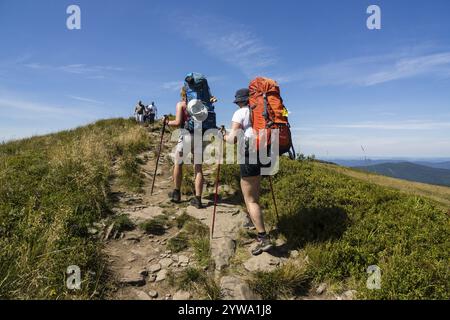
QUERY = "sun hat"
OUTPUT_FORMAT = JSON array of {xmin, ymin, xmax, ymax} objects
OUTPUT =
[
  {"xmin": 187, "ymin": 99, "xmax": 208, "ymax": 122},
  {"xmin": 233, "ymin": 88, "xmax": 250, "ymax": 104}
]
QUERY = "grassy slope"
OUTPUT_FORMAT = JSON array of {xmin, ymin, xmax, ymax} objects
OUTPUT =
[
  {"xmin": 327, "ymin": 164, "xmax": 450, "ymax": 209},
  {"xmin": 259, "ymin": 158, "xmax": 449, "ymax": 299},
  {"xmin": 0, "ymin": 119, "xmax": 151, "ymax": 299}
]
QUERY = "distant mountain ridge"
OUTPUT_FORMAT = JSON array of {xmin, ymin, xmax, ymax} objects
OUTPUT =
[
  {"xmin": 329, "ymin": 159, "xmax": 450, "ymax": 169},
  {"xmin": 354, "ymin": 162, "xmax": 450, "ymax": 187}
]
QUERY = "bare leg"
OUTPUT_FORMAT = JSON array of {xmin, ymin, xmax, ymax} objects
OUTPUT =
[
  {"xmin": 194, "ymin": 164, "xmax": 204, "ymax": 197},
  {"xmin": 173, "ymin": 163, "xmax": 182, "ymax": 190},
  {"xmin": 240, "ymin": 176, "xmax": 265, "ymax": 233}
]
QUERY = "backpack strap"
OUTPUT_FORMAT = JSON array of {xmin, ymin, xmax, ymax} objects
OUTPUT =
[{"xmin": 263, "ymin": 93, "xmax": 274, "ymax": 128}]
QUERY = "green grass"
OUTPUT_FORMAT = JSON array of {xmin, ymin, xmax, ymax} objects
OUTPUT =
[
  {"xmin": 257, "ymin": 157, "xmax": 450, "ymax": 299},
  {"xmin": 140, "ymin": 215, "xmax": 169, "ymax": 235},
  {"xmin": 190, "ymin": 237, "xmax": 212, "ymax": 268},
  {"xmin": 174, "ymin": 212, "xmax": 194, "ymax": 229},
  {"xmin": 169, "ymin": 214, "xmax": 212, "ymax": 266},
  {"xmin": 171, "ymin": 267, "xmax": 222, "ymax": 300},
  {"xmin": 110, "ymin": 214, "xmax": 135, "ymax": 234},
  {"xmin": 249, "ymin": 262, "xmax": 310, "ymax": 300},
  {"xmin": 167, "ymin": 232, "xmax": 189, "ymax": 253},
  {"xmin": 0, "ymin": 118, "xmax": 150, "ymax": 299}
]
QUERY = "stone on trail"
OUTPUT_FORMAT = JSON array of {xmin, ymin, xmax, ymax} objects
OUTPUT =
[
  {"xmin": 125, "ymin": 232, "xmax": 141, "ymax": 242},
  {"xmin": 316, "ymin": 283, "xmax": 327, "ymax": 295},
  {"xmin": 159, "ymin": 258, "xmax": 173, "ymax": 268},
  {"xmin": 148, "ymin": 263, "xmax": 162, "ymax": 274},
  {"xmin": 341, "ymin": 290, "xmax": 357, "ymax": 300},
  {"xmin": 290, "ymin": 250, "xmax": 299, "ymax": 258},
  {"xmin": 155, "ymin": 269, "xmax": 168, "ymax": 282},
  {"xmin": 119, "ymin": 274, "xmax": 145, "ymax": 287},
  {"xmin": 173, "ymin": 290, "xmax": 192, "ymax": 300},
  {"xmin": 148, "ymin": 290, "xmax": 158, "ymax": 298},
  {"xmin": 243, "ymin": 252, "xmax": 281, "ymax": 272},
  {"xmin": 133, "ymin": 290, "xmax": 152, "ymax": 300},
  {"xmin": 128, "ymin": 206, "xmax": 163, "ymax": 222},
  {"xmin": 220, "ymin": 276, "xmax": 261, "ymax": 300},
  {"xmin": 178, "ymin": 255, "xmax": 189, "ymax": 264},
  {"xmin": 211, "ymin": 237, "xmax": 236, "ymax": 271}
]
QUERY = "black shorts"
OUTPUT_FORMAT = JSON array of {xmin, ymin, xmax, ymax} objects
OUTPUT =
[{"xmin": 239, "ymin": 149, "xmax": 272, "ymax": 178}]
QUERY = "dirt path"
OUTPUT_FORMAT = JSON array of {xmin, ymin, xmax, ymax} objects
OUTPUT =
[{"xmin": 100, "ymin": 127, "xmax": 346, "ymax": 300}]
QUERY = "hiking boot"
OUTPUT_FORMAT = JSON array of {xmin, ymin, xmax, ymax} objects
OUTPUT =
[
  {"xmin": 243, "ymin": 217, "xmax": 256, "ymax": 230},
  {"xmin": 169, "ymin": 189, "xmax": 181, "ymax": 203},
  {"xmin": 190, "ymin": 196, "xmax": 204, "ymax": 209},
  {"xmin": 251, "ymin": 235, "xmax": 273, "ymax": 256}
]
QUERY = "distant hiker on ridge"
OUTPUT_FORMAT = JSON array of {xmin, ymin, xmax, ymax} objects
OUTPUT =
[
  {"xmin": 134, "ymin": 100, "xmax": 145, "ymax": 123},
  {"xmin": 148, "ymin": 101, "xmax": 157, "ymax": 124}
]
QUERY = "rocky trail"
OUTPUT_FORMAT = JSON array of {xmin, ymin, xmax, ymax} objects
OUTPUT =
[{"xmin": 98, "ymin": 127, "xmax": 352, "ymax": 300}]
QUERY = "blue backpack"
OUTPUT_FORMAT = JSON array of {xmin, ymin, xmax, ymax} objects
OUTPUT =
[{"xmin": 184, "ymin": 72, "xmax": 217, "ymax": 133}]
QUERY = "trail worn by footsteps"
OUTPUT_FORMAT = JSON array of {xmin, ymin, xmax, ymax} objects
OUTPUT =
[{"xmin": 101, "ymin": 127, "xmax": 353, "ymax": 300}]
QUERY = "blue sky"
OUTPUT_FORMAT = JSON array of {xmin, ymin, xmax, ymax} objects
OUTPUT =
[{"xmin": 1, "ymin": 0, "xmax": 450, "ymax": 157}]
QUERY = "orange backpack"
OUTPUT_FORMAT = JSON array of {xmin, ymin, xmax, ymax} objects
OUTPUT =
[{"xmin": 248, "ymin": 77, "xmax": 295, "ymax": 158}]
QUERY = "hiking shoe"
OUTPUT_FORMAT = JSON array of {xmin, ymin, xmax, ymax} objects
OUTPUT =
[
  {"xmin": 190, "ymin": 196, "xmax": 204, "ymax": 209},
  {"xmin": 243, "ymin": 217, "xmax": 256, "ymax": 230},
  {"xmin": 251, "ymin": 235, "xmax": 273, "ymax": 256},
  {"xmin": 169, "ymin": 189, "xmax": 181, "ymax": 203}
]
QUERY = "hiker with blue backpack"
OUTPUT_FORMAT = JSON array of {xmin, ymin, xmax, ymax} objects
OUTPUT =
[{"xmin": 164, "ymin": 73, "xmax": 217, "ymax": 209}]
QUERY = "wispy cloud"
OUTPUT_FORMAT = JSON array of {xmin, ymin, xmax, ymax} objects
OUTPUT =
[
  {"xmin": 0, "ymin": 96, "xmax": 98, "ymax": 119},
  {"xmin": 162, "ymin": 81, "xmax": 183, "ymax": 91},
  {"xmin": 24, "ymin": 63, "xmax": 124, "ymax": 77},
  {"xmin": 173, "ymin": 13, "xmax": 277, "ymax": 77},
  {"xmin": 161, "ymin": 76, "xmax": 225, "ymax": 91},
  {"xmin": 331, "ymin": 120, "xmax": 450, "ymax": 130},
  {"xmin": 68, "ymin": 95, "xmax": 104, "ymax": 105},
  {"xmin": 294, "ymin": 132, "xmax": 450, "ymax": 157},
  {"xmin": 282, "ymin": 50, "xmax": 450, "ymax": 87}
]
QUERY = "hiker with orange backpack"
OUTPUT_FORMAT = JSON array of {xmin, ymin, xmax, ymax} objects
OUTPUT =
[
  {"xmin": 164, "ymin": 73, "xmax": 218, "ymax": 209},
  {"xmin": 222, "ymin": 78, "xmax": 294, "ymax": 256}
]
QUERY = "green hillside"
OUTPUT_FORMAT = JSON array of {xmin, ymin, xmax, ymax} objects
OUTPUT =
[
  {"xmin": 0, "ymin": 119, "xmax": 151, "ymax": 299},
  {"xmin": 266, "ymin": 159, "xmax": 449, "ymax": 299},
  {"xmin": 355, "ymin": 162, "xmax": 450, "ymax": 187},
  {"xmin": 1, "ymin": 119, "xmax": 449, "ymax": 299}
]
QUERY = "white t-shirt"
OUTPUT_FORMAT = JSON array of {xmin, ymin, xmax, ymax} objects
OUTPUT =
[{"xmin": 231, "ymin": 107, "xmax": 253, "ymax": 138}]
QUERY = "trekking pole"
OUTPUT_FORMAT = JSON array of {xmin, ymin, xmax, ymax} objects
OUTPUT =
[
  {"xmin": 211, "ymin": 125, "xmax": 225, "ymax": 239},
  {"xmin": 268, "ymin": 176, "xmax": 280, "ymax": 225},
  {"xmin": 150, "ymin": 115, "xmax": 168, "ymax": 196}
]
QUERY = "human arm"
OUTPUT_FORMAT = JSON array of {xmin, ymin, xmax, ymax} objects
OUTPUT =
[
  {"xmin": 166, "ymin": 102, "xmax": 184, "ymax": 127},
  {"xmin": 223, "ymin": 121, "xmax": 242, "ymax": 144}
]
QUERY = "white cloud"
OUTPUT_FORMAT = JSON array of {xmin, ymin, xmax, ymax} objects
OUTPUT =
[
  {"xmin": 162, "ymin": 81, "xmax": 183, "ymax": 91},
  {"xmin": 331, "ymin": 120, "xmax": 450, "ymax": 130},
  {"xmin": 174, "ymin": 14, "xmax": 277, "ymax": 77},
  {"xmin": 0, "ymin": 96, "xmax": 98, "ymax": 119},
  {"xmin": 68, "ymin": 95, "xmax": 104, "ymax": 104},
  {"xmin": 161, "ymin": 75, "xmax": 225, "ymax": 92},
  {"xmin": 293, "ymin": 132, "xmax": 450, "ymax": 157},
  {"xmin": 282, "ymin": 50, "xmax": 450, "ymax": 87},
  {"xmin": 23, "ymin": 63, "xmax": 124, "ymax": 77},
  {"xmin": 58, "ymin": 64, "xmax": 123, "ymax": 74}
]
